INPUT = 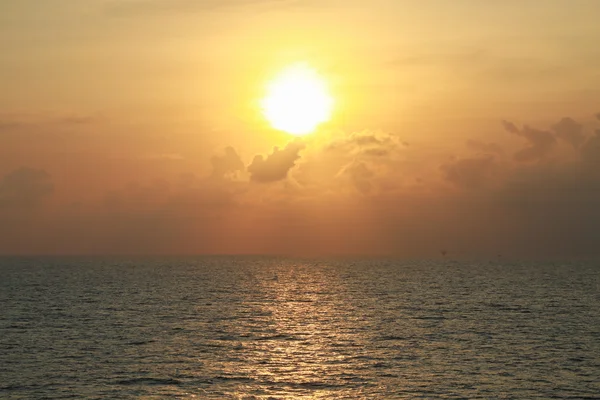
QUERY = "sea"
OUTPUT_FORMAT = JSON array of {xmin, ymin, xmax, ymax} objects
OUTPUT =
[{"xmin": 1, "ymin": 256, "xmax": 599, "ymax": 399}]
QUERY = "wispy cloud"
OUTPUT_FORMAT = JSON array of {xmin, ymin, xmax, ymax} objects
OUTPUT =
[
  {"xmin": 104, "ymin": 0, "xmax": 305, "ymax": 16},
  {"xmin": 0, "ymin": 167, "xmax": 54, "ymax": 209}
]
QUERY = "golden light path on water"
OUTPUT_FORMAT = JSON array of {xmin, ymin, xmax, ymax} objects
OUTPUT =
[{"xmin": 228, "ymin": 265, "xmax": 371, "ymax": 398}]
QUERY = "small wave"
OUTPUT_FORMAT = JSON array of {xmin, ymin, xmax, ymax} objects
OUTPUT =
[
  {"xmin": 414, "ymin": 315, "xmax": 446, "ymax": 320},
  {"xmin": 126, "ymin": 340, "xmax": 155, "ymax": 346},
  {"xmin": 4, "ymin": 324, "xmax": 28, "ymax": 330},
  {"xmin": 116, "ymin": 377, "xmax": 182, "ymax": 386},
  {"xmin": 487, "ymin": 303, "xmax": 531, "ymax": 313},
  {"xmin": 286, "ymin": 381, "xmax": 346, "ymax": 390},
  {"xmin": 215, "ymin": 335, "xmax": 238, "ymax": 341},
  {"xmin": 256, "ymin": 334, "xmax": 295, "ymax": 341},
  {"xmin": 1, "ymin": 384, "xmax": 26, "ymax": 391},
  {"xmin": 377, "ymin": 335, "xmax": 405, "ymax": 341},
  {"xmin": 212, "ymin": 376, "xmax": 256, "ymax": 383},
  {"xmin": 373, "ymin": 362, "xmax": 390, "ymax": 368}
]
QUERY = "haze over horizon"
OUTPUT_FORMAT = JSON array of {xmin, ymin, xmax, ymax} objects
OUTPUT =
[{"xmin": 2, "ymin": 1, "xmax": 600, "ymax": 258}]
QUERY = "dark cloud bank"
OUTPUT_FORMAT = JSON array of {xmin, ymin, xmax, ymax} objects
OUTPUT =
[{"xmin": 2, "ymin": 113, "xmax": 600, "ymax": 259}]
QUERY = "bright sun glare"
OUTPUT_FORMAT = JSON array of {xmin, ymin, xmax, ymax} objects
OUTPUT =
[{"xmin": 261, "ymin": 63, "xmax": 333, "ymax": 136}]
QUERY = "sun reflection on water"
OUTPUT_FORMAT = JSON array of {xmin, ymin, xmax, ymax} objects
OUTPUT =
[{"xmin": 225, "ymin": 262, "xmax": 373, "ymax": 399}]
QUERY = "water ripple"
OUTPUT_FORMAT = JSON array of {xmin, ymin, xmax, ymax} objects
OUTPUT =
[{"xmin": 0, "ymin": 256, "xmax": 599, "ymax": 398}]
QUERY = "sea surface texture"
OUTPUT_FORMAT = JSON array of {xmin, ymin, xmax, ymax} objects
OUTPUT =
[{"xmin": 1, "ymin": 257, "xmax": 599, "ymax": 399}]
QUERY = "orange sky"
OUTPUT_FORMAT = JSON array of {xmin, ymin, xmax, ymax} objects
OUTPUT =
[{"xmin": 1, "ymin": 1, "xmax": 600, "ymax": 258}]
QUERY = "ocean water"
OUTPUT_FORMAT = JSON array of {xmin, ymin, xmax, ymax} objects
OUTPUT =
[{"xmin": 0, "ymin": 257, "xmax": 599, "ymax": 399}]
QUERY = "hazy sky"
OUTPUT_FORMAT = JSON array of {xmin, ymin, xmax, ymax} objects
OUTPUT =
[{"xmin": 1, "ymin": 1, "xmax": 600, "ymax": 257}]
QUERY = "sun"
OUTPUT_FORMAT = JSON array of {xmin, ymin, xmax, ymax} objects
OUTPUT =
[{"xmin": 261, "ymin": 63, "xmax": 333, "ymax": 136}]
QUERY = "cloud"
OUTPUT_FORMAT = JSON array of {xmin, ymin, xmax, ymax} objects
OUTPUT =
[
  {"xmin": 105, "ymin": 0, "xmax": 302, "ymax": 16},
  {"xmin": 495, "ymin": 162, "xmax": 600, "ymax": 257},
  {"xmin": 581, "ymin": 129, "xmax": 600, "ymax": 165},
  {"xmin": 325, "ymin": 131, "xmax": 406, "ymax": 158},
  {"xmin": 0, "ymin": 112, "xmax": 101, "ymax": 136},
  {"xmin": 338, "ymin": 161, "xmax": 375, "ymax": 194},
  {"xmin": 502, "ymin": 120, "xmax": 519, "ymax": 134},
  {"xmin": 139, "ymin": 153, "xmax": 185, "ymax": 161},
  {"xmin": 248, "ymin": 141, "xmax": 304, "ymax": 183},
  {"xmin": 466, "ymin": 139, "xmax": 503, "ymax": 155},
  {"xmin": 3, "ymin": 113, "xmax": 600, "ymax": 258},
  {"xmin": 291, "ymin": 130, "xmax": 410, "ymax": 195},
  {"xmin": 441, "ymin": 155, "xmax": 496, "ymax": 189},
  {"xmin": 56, "ymin": 115, "xmax": 98, "ymax": 125},
  {"xmin": 0, "ymin": 167, "xmax": 54, "ymax": 208},
  {"xmin": 390, "ymin": 47, "xmax": 574, "ymax": 85},
  {"xmin": 0, "ymin": 121, "xmax": 22, "ymax": 132},
  {"xmin": 502, "ymin": 121, "xmax": 557, "ymax": 162},
  {"xmin": 210, "ymin": 146, "xmax": 245, "ymax": 179},
  {"xmin": 392, "ymin": 47, "xmax": 486, "ymax": 67},
  {"xmin": 553, "ymin": 117, "xmax": 585, "ymax": 148},
  {"xmin": 67, "ymin": 174, "xmax": 250, "ymax": 254}
]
